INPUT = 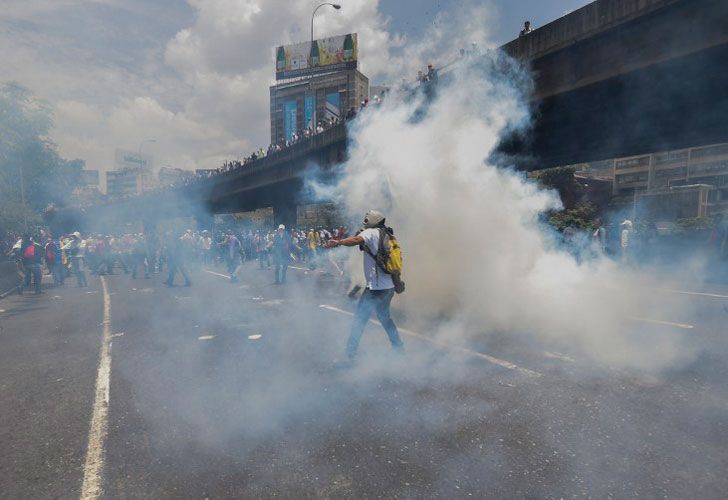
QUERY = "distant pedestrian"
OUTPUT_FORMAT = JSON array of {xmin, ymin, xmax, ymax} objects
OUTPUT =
[
  {"xmin": 62, "ymin": 232, "xmax": 88, "ymax": 287},
  {"xmin": 130, "ymin": 234, "xmax": 150, "ymax": 279},
  {"xmin": 520, "ymin": 21, "xmax": 532, "ymax": 36},
  {"xmin": 19, "ymin": 234, "xmax": 43, "ymax": 295},
  {"xmin": 620, "ymin": 220, "xmax": 633, "ymax": 263},
  {"xmin": 592, "ymin": 218, "xmax": 607, "ymax": 256},
  {"xmin": 225, "ymin": 232, "xmax": 242, "ymax": 283},
  {"xmin": 45, "ymin": 235, "xmax": 65, "ymax": 286},
  {"xmin": 327, "ymin": 210, "xmax": 405, "ymax": 364},
  {"xmin": 163, "ymin": 232, "xmax": 191, "ymax": 287},
  {"xmin": 269, "ymin": 224, "xmax": 295, "ymax": 284}
]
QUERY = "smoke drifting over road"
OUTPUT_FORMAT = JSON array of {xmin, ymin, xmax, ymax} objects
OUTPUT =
[{"xmin": 329, "ymin": 52, "xmax": 699, "ymax": 372}]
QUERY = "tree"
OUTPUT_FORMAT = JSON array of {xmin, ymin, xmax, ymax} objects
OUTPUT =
[{"xmin": 0, "ymin": 82, "xmax": 84, "ymax": 238}]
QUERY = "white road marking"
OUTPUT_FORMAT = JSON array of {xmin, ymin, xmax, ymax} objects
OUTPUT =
[
  {"xmin": 629, "ymin": 317, "xmax": 694, "ymax": 330},
  {"xmin": 203, "ymin": 269, "xmax": 230, "ymax": 279},
  {"xmin": 248, "ymin": 334, "xmax": 262, "ymax": 340},
  {"xmin": 543, "ymin": 351, "xmax": 576, "ymax": 363},
  {"xmin": 319, "ymin": 304, "xmax": 541, "ymax": 378},
  {"xmin": 80, "ymin": 276, "xmax": 112, "ymax": 500},
  {"xmin": 649, "ymin": 287, "xmax": 728, "ymax": 300},
  {"xmin": 198, "ymin": 335, "xmax": 216, "ymax": 341}
]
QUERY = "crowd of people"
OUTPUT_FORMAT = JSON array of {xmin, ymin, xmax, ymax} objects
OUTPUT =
[
  {"xmin": 3, "ymin": 225, "xmax": 352, "ymax": 294},
  {"xmin": 3, "ymin": 208, "xmax": 408, "ymax": 365}
]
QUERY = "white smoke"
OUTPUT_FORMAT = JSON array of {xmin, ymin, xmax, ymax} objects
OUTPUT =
[{"xmin": 331, "ymin": 55, "xmax": 697, "ymax": 371}]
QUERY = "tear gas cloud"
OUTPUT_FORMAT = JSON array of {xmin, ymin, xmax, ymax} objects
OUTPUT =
[{"xmin": 324, "ymin": 51, "xmax": 700, "ymax": 372}]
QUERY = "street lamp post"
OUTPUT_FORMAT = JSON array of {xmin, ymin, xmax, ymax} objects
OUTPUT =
[{"xmin": 311, "ymin": 3, "xmax": 341, "ymax": 43}]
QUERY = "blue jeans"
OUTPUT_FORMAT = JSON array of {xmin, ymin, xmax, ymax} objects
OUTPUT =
[
  {"xmin": 346, "ymin": 288, "xmax": 403, "ymax": 359},
  {"xmin": 274, "ymin": 261, "xmax": 288, "ymax": 283},
  {"xmin": 22, "ymin": 263, "xmax": 42, "ymax": 294}
]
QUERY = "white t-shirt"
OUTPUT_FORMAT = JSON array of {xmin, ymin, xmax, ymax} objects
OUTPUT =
[{"xmin": 360, "ymin": 228, "xmax": 394, "ymax": 291}]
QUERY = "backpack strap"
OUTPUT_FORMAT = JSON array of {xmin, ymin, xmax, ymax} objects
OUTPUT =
[{"xmin": 361, "ymin": 227, "xmax": 392, "ymax": 275}]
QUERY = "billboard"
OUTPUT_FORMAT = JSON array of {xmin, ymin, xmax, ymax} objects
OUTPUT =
[
  {"xmin": 276, "ymin": 33, "xmax": 357, "ymax": 80},
  {"xmin": 284, "ymin": 100, "xmax": 298, "ymax": 141},
  {"xmin": 114, "ymin": 148, "xmax": 153, "ymax": 171},
  {"xmin": 304, "ymin": 95, "xmax": 316, "ymax": 129},
  {"xmin": 325, "ymin": 92, "xmax": 340, "ymax": 120}
]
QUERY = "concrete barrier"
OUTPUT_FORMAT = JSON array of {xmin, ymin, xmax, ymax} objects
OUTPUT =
[{"xmin": 0, "ymin": 260, "xmax": 21, "ymax": 298}]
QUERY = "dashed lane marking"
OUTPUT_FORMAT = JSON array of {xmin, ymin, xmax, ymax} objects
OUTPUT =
[
  {"xmin": 203, "ymin": 269, "xmax": 230, "ymax": 279},
  {"xmin": 318, "ymin": 304, "xmax": 542, "ymax": 378},
  {"xmin": 648, "ymin": 287, "xmax": 728, "ymax": 300},
  {"xmin": 629, "ymin": 316, "xmax": 695, "ymax": 330},
  {"xmin": 80, "ymin": 276, "xmax": 112, "ymax": 499}
]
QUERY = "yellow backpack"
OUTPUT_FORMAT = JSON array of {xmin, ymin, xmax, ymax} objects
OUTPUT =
[{"xmin": 363, "ymin": 227, "xmax": 405, "ymax": 294}]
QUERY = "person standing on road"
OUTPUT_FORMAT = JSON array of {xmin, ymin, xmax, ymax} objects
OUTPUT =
[
  {"xmin": 45, "ymin": 235, "xmax": 65, "ymax": 286},
  {"xmin": 225, "ymin": 231, "xmax": 242, "ymax": 283},
  {"xmin": 620, "ymin": 220, "xmax": 633, "ymax": 264},
  {"xmin": 269, "ymin": 224, "xmax": 294, "ymax": 284},
  {"xmin": 62, "ymin": 232, "xmax": 88, "ymax": 287},
  {"xmin": 326, "ymin": 210, "xmax": 404, "ymax": 364},
  {"xmin": 130, "ymin": 233, "xmax": 150, "ymax": 279},
  {"xmin": 163, "ymin": 231, "xmax": 191, "ymax": 287},
  {"xmin": 19, "ymin": 234, "xmax": 44, "ymax": 295}
]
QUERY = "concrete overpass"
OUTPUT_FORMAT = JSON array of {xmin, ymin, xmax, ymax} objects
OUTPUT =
[
  {"xmin": 76, "ymin": 0, "xmax": 728, "ymax": 229},
  {"xmin": 499, "ymin": 0, "xmax": 728, "ymax": 167}
]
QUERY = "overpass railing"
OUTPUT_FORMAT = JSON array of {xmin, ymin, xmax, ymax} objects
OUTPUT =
[{"xmin": 207, "ymin": 122, "xmax": 348, "ymax": 187}]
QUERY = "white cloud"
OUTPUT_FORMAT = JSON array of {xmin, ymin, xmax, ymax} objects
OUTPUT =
[{"xmin": 0, "ymin": 0, "xmax": 494, "ymax": 191}]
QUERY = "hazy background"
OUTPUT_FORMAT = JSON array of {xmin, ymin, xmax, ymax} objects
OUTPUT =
[{"xmin": 0, "ymin": 0, "xmax": 591, "ymax": 177}]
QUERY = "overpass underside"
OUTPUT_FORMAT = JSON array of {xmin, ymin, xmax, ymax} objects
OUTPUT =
[{"xmin": 502, "ymin": 0, "xmax": 728, "ymax": 169}]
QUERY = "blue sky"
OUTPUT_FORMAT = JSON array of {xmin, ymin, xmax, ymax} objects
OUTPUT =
[
  {"xmin": 381, "ymin": 0, "xmax": 590, "ymax": 45},
  {"xmin": 0, "ymin": 0, "xmax": 592, "ymax": 176}
]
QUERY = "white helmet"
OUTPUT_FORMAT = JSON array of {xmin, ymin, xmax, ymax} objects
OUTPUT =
[{"xmin": 363, "ymin": 210, "xmax": 385, "ymax": 228}]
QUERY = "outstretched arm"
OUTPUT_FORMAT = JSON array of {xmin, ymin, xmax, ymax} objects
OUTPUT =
[{"xmin": 326, "ymin": 235, "xmax": 364, "ymax": 248}]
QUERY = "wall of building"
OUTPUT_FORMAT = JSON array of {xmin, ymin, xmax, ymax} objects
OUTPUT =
[{"xmin": 269, "ymin": 69, "xmax": 368, "ymax": 145}]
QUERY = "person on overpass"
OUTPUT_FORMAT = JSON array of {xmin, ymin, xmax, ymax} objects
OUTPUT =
[
  {"xmin": 520, "ymin": 21, "xmax": 532, "ymax": 36},
  {"xmin": 326, "ymin": 210, "xmax": 404, "ymax": 365}
]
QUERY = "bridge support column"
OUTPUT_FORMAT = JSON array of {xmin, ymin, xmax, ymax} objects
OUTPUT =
[{"xmin": 273, "ymin": 200, "xmax": 298, "ymax": 229}]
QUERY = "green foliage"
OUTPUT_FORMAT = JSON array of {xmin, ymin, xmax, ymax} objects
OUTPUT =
[
  {"xmin": 531, "ymin": 166, "xmax": 576, "ymax": 200},
  {"xmin": 674, "ymin": 216, "xmax": 713, "ymax": 232},
  {"xmin": 547, "ymin": 202, "xmax": 598, "ymax": 232},
  {"xmin": 0, "ymin": 83, "xmax": 84, "ymax": 237}
]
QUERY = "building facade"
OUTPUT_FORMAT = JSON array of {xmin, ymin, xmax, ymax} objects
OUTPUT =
[
  {"xmin": 158, "ymin": 166, "xmax": 193, "ymax": 187},
  {"xmin": 269, "ymin": 68, "xmax": 368, "ymax": 146},
  {"xmin": 106, "ymin": 168, "xmax": 140, "ymax": 198}
]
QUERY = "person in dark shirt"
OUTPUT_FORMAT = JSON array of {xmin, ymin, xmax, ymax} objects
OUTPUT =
[{"xmin": 19, "ymin": 234, "xmax": 43, "ymax": 295}]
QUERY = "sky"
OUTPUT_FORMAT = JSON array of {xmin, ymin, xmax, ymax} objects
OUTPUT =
[{"xmin": 0, "ymin": 0, "xmax": 592, "ymax": 187}]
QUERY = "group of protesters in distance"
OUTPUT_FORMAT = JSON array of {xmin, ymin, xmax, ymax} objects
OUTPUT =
[{"xmin": 3, "ymin": 225, "xmax": 350, "ymax": 294}]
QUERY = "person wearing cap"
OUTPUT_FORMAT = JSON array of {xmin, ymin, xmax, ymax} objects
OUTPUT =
[
  {"xmin": 620, "ymin": 220, "xmax": 633, "ymax": 263},
  {"xmin": 327, "ymin": 210, "xmax": 404, "ymax": 364},
  {"xmin": 269, "ymin": 224, "xmax": 294, "ymax": 284},
  {"xmin": 62, "ymin": 232, "xmax": 88, "ymax": 287}
]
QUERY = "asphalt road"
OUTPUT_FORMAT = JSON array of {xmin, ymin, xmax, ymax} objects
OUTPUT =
[{"xmin": 1, "ymin": 259, "xmax": 728, "ymax": 498}]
